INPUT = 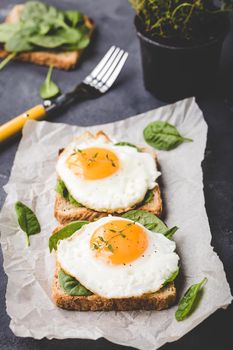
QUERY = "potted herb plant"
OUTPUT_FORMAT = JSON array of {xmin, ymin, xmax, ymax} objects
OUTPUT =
[{"xmin": 130, "ymin": 0, "xmax": 232, "ymax": 101}]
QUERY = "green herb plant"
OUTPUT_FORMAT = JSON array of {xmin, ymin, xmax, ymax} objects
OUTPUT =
[
  {"xmin": 15, "ymin": 201, "xmax": 41, "ymax": 246},
  {"xmin": 0, "ymin": 1, "xmax": 91, "ymax": 69},
  {"xmin": 143, "ymin": 120, "xmax": 192, "ymax": 150},
  {"xmin": 130, "ymin": 0, "xmax": 233, "ymax": 45},
  {"xmin": 175, "ymin": 277, "xmax": 207, "ymax": 320},
  {"xmin": 40, "ymin": 66, "xmax": 60, "ymax": 99}
]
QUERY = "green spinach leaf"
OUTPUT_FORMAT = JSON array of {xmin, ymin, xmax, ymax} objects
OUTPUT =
[
  {"xmin": 20, "ymin": 1, "xmax": 48, "ymax": 23},
  {"xmin": 164, "ymin": 226, "xmax": 179, "ymax": 239},
  {"xmin": 29, "ymin": 34, "xmax": 67, "ymax": 48},
  {"xmin": 67, "ymin": 193, "xmax": 83, "ymax": 207},
  {"xmin": 49, "ymin": 220, "xmax": 89, "ymax": 252},
  {"xmin": 141, "ymin": 190, "xmax": 154, "ymax": 205},
  {"xmin": 163, "ymin": 268, "xmax": 180, "ymax": 286},
  {"xmin": 115, "ymin": 142, "xmax": 139, "ymax": 151},
  {"xmin": 175, "ymin": 277, "xmax": 207, "ymax": 321},
  {"xmin": 122, "ymin": 210, "xmax": 167, "ymax": 233},
  {"xmin": 40, "ymin": 66, "xmax": 60, "ymax": 99},
  {"xmin": 0, "ymin": 52, "xmax": 16, "ymax": 71},
  {"xmin": 0, "ymin": 23, "xmax": 21, "ymax": 42},
  {"xmin": 64, "ymin": 11, "xmax": 83, "ymax": 27},
  {"xmin": 56, "ymin": 179, "xmax": 82, "ymax": 207},
  {"xmin": 143, "ymin": 121, "xmax": 193, "ymax": 151},
  {"xmin": 15, "ymin": 201, "xmax": 41, "ymax": 246},
  {"xmin": 0, "ymin": 1, "xmax": 91, "ymax": 58},
  {"xmin": 56, "ymin": 178, "xmax": 67, "ymax": 197},
  {"xmin": 59, "ymin": 269, "xmax": 93, "ymax": 296},
  {"xmin": 5, "ymin": 31, "xmax": 34, "ymax": 52},
  {"xmin": 72, "ymin": 36, "xmax": 90, "ymax": 50}
]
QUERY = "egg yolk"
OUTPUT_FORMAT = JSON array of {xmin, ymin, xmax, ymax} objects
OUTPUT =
[
  {"xmin": 90, "ymin": 220, "xmax": 148, "ymax": 265},
  {"xmin": 66, "ymin": 147, "xmax": 120, "ymax": 180}
]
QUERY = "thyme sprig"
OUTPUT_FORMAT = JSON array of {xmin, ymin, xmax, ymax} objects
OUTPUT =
[
  {"xmin": 91, "ymin": 222, "xmax": 134, "ymax": 252},
  {"xmin": 106, "ymin": 153, "xmax": 117, "ymax": 167}
]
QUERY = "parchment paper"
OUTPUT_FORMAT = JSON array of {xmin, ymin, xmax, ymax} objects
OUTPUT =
[{"xmin": 0, "ymin": 98, "xmax": 232, "ymax": 350}]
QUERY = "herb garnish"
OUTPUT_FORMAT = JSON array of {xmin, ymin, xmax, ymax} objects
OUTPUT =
[
  {"xmin": 106, "ymin": 153, "xmax": 116, "ymax": 167},
  {"xmin": 91, "ymin": 223, "xmax": 134, "ymax": 252}
]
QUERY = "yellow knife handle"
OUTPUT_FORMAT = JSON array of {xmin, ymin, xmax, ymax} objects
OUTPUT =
[{"xmin": 0, "ymin": 104, "xmax": 46, "ymax": 142}]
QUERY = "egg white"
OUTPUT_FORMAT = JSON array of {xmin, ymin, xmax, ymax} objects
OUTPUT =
[
  {"xmin": 57, "ymin": 216, "xmax": 179, "ymax": 298},
  {"xmin": 56, "ymin": 138, "xmax": 161, "ymax": 212}
]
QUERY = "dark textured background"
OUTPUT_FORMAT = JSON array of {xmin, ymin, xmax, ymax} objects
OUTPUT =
[{"xmin": 0, "ymin": 1, "xmax": 233, "ymax": 349}]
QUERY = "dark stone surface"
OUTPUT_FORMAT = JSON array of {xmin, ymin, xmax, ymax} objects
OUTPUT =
[{"xmin": 0, "ymin": 1, "xmax": 233, "ymax": 350}]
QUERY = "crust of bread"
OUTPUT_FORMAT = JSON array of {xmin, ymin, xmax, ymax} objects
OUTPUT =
[
  {"xmin": 52, "ymin": 260, "xmax": 176, "ymax": 311},
  {"xmin": 54, "ymin": 131, "xmax": 163, "ymax": 224},
  {"xmin": 0, "ymin": 5, "xmax": 95, "ymax": 70}
]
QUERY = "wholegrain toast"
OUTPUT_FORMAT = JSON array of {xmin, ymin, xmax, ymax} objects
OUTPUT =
[
  {"xmin": 0, "ymin": 5, "xmax": 95, "ymax": 70},
  {"xmin": 54, "ymin": 131, "xmax": 163, "ymax": 224},
  {"xmin": 53, "ymin": 263, "xmax": 176, "ymax": 311},
  {"xmin": 51, "ymin": 223, "xmax": 176, "ymax": 311}
]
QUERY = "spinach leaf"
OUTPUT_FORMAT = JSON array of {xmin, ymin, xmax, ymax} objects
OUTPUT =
[
  {"xmin": 56, "ymin": 178, "xmax": 67, "ymax": 197},
  {"xmin": 115, "ymin": 142, "xmax": 139, "ymax": 150},
  {"xmin": 49, "ymin": 220, "xmax": 89, "ymax": 252},
  {"xmin": 0, "ymin": 23, "xmax": 20, "ymax": 42},
  {"xmin": 143, "ymin": 121, "xmax": 193, "ymax": 151},
  {"xmin": 5, "ymin": 31, "xmax": 34, "ymax": 52},
  {"xmin": 20, "ymin": 1, "xmax": 48, "ymax": 23},
  {"xmin": 29, "ymin": 34, "xmax": 67, "ymax": 48},
  {"xmin": 71, "ymin": 36, "xmax": 90, "ymax": 50},
  {"xmin": 40, "ymin": 66, "xmax": 60, "ymax": 99},
  {"xmin": 122, "ymin": 210, "xmax": 167, "ymax": 233},
  {"xmin": 164, "ymin": 226, "xmax": 179, "ymax": 239},
  {"xmin": 163, "ymin": 268, "xmax": 180, "ymax": 286},
  {"xmin": 67, "ymin": 193, "xmax": 82, "ymax": 207},
  {"xmin": 59, "ymin": 269, "xmax": 93, "ymax": 296},
  {"xmin": 64, "ymin": 11, "xmax": 83, "ymax": 27},
  {"xmin": 142, "ymin": 190, "xmax": 154, "ymax": 205},
  {"xmin": 0, "ymin": 1, "xmax": 91, "ymax": 57},
  {"xmin": 15, "ymin": 201, "xmax": 41, "ymax": 246},
  {"xmin": 175, "ymin": 277, "xmax": 207, "ymax": 321},
  {"xmin": 0, "ymin": 52, "xmax": 16, "ymax": 71},
  {"xmin": 56, "ymin": 179, "xmax": 82, "ymax": 207}
]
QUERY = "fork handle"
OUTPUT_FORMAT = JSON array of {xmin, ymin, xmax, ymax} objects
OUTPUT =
[{"xmin": 0, "ymin": 104, "xmax": 46, "ymax": 142}]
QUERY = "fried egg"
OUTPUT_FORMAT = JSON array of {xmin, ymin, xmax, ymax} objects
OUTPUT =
[
  {"xmin": 57, "ymin": 216, "xmax": 179, "ymax": 298},
  {"xmin": 56, "ymin": 135, "xmax": 160, "ymax": 211}
]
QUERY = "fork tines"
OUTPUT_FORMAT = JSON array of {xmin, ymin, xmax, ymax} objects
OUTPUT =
[{"xmin": 84, "ymin": 46, "xmax": 128, "ymax": 93}]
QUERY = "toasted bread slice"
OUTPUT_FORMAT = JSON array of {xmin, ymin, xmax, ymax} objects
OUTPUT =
[
  {"xmin": 53, "ymin": 262, "xmax": 176, "ymax": 311},
  {"xmin": 54, "ymin": 131, "xmax": 163, "ymax": 224},
  {"xmin": 0, "ymin": 5, "xmax": 95, "ymax": 70}
]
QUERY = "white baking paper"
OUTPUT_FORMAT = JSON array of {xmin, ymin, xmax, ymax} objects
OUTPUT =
[{"xmin": 0, "ymin": 98, "xmax": 232, "ymax": 349}]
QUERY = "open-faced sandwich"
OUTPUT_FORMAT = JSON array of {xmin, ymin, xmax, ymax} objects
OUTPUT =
[
  {"xmin": 0, "ymin": 1, "xmax": 95, "ymax": 70},
  {"xmin": 50, "ymin": 215, "xmax": 179, "ymax": 311},
  {"xmin": 55, "ymin": 131, "xmax": 162, "ymax": 224}
]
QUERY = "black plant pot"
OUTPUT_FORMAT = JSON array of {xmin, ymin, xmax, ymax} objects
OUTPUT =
[{"xmin": 135, "ymin": 16, "xmax": 230, "ymax": 102}]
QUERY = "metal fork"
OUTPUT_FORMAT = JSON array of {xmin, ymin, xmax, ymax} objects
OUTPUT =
[
  {"xmin": 0, "ymin": 46, "xmax": 128, "ymax": 142},
  {"xmin": 46, "ymin": 45, "xmax": 129, "ymax": 107}
]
